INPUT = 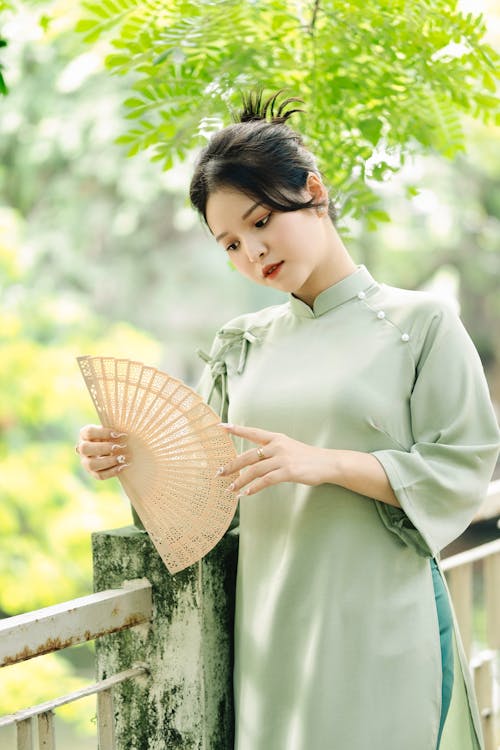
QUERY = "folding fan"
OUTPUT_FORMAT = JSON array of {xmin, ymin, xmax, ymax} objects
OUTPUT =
[{"xmin": 77, "ymin": 355, "xmax": 238, "ymax": 574}]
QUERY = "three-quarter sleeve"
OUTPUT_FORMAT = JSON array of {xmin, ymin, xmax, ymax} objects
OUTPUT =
[{"xmin": 373, "ymin": 302, "xmax": 500, "ymax": 557}]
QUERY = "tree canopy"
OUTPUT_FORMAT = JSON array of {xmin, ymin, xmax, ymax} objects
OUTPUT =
[{"xmin": 76, "ymin": 0, "xmax": 499, "ymax": 226}]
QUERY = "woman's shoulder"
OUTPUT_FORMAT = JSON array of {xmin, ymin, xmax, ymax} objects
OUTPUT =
[
  {"xmin": 372, "ymin": 282, "xmax": 463, "ymax": 334},
  {"xmin": 375, "ymin": 282, "xmax": 458, "ymax": 316},
  {"xmin": 371, "ymin": 282, "xmax": 481, "ymax": 368},
  {"xmin": 215, "ymin": 301, "xmax": 289, "ymax": 337}
]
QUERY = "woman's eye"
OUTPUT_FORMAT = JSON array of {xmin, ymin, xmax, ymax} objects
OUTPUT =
[
  {"xmin": 226, "ymin": 241, "xmax": 239, "ymax": 252},
  {"xmin": 255, "ymin": 213, "xmax": 271, "ymax": 228}
]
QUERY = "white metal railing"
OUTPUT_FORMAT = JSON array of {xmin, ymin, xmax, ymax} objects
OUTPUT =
[
  {"xmin": 442, "ymin": 537, "xmax": 500, "ymax": 750},
  {"xmin": 0, "ymin": 579, "xmax": 152, "ymax": 750}
]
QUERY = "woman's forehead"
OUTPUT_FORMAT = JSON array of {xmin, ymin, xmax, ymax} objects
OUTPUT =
[{"xmin": 206, "ymin": 189, "xmax": 261, "ymax": 234}]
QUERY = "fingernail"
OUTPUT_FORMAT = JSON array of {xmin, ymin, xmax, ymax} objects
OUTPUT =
[
  {"xmin": 111, "ymin": 431, "xmax": 127, "ymax": 438},
  {"xmin": 226, "ymin": 482, "xmax": 235, "ymax": 492},
  {"xmin": 112, "ymin": 443, "xmax": 127, "ymax": 451},
  {"xmin": 218, "ymin": 423, "xmax": 234, "ymax": 429},
  {"xmin": 215, "ymin": 466, "xmax": 224, "ymax": 477},
  {"xmin": 116, "ymin": 455, "xmax": 126, "ymax": 464},
  {"xmin": 117, "ymin": 463, "xmax": 130, "ymax": 472}
]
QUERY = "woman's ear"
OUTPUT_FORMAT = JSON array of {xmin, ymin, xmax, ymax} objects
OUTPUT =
[{"xmin": 305, "ymin": 172, "xmax": 328, "ymax": 207}]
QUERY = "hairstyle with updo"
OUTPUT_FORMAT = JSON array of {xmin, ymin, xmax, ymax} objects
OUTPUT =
[{"xmin": 189, "ymin": 90, "xmax": 337, "ymax": 225}]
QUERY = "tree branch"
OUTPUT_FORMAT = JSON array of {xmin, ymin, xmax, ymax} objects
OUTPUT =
[{"xmin": 310, "ymin": 0, "xmax": 321, "ymax": 32}]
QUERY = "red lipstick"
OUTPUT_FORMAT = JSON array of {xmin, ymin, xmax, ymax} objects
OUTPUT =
[{"xmin": 262, "ymin": 261, "xmax": 284, "ymax": 279}]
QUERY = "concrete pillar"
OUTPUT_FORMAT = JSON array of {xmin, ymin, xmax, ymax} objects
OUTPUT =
[{"xmin": 92, "ymin": 525, "xmax": 238, "ymax": 750}]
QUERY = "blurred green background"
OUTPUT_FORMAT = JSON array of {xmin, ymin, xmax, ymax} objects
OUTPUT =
[{"xmin": 0, "ymin": 0, "xmax": 499, "ymax": 747}]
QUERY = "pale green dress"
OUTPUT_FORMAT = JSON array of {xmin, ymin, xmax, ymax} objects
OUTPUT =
[{"xmin": 197, "ymin": 265, "xmax": 500, "ymax": 750}]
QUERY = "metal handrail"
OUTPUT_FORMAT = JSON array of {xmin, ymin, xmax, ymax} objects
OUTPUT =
[
  {"xmin": 0, "ymin": 666, "xmax": 148, "ymax": 728},
  {"xmin": 0, "ymin": 579, "xmax": 152, "ymax": 750},
  {"xmin": 0, "ymin": 578, "xmax": 152, "ymax": 668}
]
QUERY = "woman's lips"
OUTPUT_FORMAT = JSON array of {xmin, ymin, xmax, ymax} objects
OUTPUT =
[{"xmin": 262, "ymin": 261, "xmax": 284, "ymax": 279}]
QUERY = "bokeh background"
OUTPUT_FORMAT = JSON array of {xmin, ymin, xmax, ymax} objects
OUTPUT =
[{"xmin": 0, "ymin": 0, "xmax": 499, "ymax": 747}]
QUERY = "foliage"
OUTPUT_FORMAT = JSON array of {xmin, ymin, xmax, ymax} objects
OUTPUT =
[
  {"xmin": 76, "ymin": 0, "xmax": 500, "ymax": 225},
  {"xmin": 0, "ymin": 206, "xmax": 160, "ymax": 729},
  {"xmin": 0, "ymin": 0, "xmax": 12, "ymax": 95}
]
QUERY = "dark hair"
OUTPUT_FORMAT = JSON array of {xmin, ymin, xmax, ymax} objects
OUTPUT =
[{"xmin": 189, "ymin": 90, "xmax": 337, "ymax": 224}]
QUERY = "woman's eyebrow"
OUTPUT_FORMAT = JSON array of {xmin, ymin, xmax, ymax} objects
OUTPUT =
[
  {"xmin": 242, "ymin": 201, "xmax": 261, "ymax": 220},
  {"xmin": 214, "ymin": 201, "xmax": 261, "ymax": 242}
]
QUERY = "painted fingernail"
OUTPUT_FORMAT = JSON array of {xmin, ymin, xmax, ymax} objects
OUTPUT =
[
  {"xmin": 215, "ymin": 466, "xmax": 224, "ymax": 477},
  {"xmin": 116, "ymin": 455, "xmax": 126, "ymax": 464},
  {"xmin": 117, "ymin": 463, "xmax": 130, "ymax": 472},
  {"xmin": 112, "ymin": 443, "xmax": 127, "ymax": 451},
  {"xmin": 111, "ymin": 431, "xmax": 127, "ymax": 438}
]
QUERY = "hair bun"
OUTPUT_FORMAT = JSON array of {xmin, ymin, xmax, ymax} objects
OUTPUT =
[{"xmin": 237, "ymin": 89, "xmax": 305, "ymax": 124}]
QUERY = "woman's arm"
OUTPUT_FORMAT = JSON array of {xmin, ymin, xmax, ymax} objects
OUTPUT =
[
  {"xmin": 217, "ymin": 424, "xmax": 400, "ymax": 507},
  {"xmin": 322, "ymin": 448, "xmax": 400, "ymax": 507}
]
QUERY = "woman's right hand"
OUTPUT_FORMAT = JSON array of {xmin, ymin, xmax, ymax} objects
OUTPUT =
[{"xmin": 76, "ymin": 424, "xmax": 130, "ymax": 480}]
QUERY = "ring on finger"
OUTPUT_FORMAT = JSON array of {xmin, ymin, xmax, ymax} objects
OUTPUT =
[
  {"xmin": 256, "ymin": 447, "xmax": 265, "ymax": 460},
  {"xmin": 116, "ymin": 455, "xmax": 127, "ymax": 464}
]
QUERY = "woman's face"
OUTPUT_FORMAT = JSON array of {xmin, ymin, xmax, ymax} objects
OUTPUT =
[{"xmin": 205, "ymin": 178, "xmax": 337, "ymax": 305}]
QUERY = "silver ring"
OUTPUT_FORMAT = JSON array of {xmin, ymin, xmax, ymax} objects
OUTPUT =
[
  {"xmin": 116, "ymin": 455, "xmax": 126, "ymax": 464},
  {"xmin": 256, "ymin": 447, "xmax": 265, "ymax": 460}
]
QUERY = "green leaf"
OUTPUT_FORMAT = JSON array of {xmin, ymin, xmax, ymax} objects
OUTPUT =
[
  {"xmin": 153, "ymin": 50, "xmax": 172, "ymax": 65},
  {"xmin": 105, "ymin": 53, "xmax": 130, "ymax": 67},
  {"xmin": 367, "ymin": 209, "xmax": 391, "ymax": 223},
  {"xmin": 82, "ymin": 3, "xmax": 111, "ymax": 20},
  {"xmin": 123, "ymin": 97, "xmax": 146, "ymax": 108},
  {"xmin": 358, "ymin": 117, "xmax": 383, "ymax": 145},
  {"xmin": 75, "ymin": 19, "xmax": 99, "ymax": 33}
]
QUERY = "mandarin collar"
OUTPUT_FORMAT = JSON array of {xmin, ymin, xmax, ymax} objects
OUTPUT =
[{"xmin": 288, "ymin": 265, "xmax": 378, "ymax": 319}]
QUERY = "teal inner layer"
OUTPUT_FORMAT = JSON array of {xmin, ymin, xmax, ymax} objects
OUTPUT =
[{"xmin": 430, "ymin": 557, "xmax": 455, "ymax": 749}]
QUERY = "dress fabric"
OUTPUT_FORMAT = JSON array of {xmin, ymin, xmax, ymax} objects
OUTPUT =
[{"xmin": 197, "ymin": 265, "xmax": 500, "ymax": 750}]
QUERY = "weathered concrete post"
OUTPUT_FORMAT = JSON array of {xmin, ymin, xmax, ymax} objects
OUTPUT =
[{"xmin": 92, "ymin": 525, "xmax": 238, "ymax": 750}]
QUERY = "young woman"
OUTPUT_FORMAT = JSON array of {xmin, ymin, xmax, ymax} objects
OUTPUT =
[{"xmin": 77, "ymin": 92, "xmax": 500, "ymax": 750}]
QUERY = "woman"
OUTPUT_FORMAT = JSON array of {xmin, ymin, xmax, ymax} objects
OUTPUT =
[{"xmin": 77, "ymin": 91, "xmax": 500, "ymax": 750}]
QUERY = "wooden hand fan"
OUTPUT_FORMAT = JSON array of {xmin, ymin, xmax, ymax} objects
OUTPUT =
[{"xmin": 77, "ymin": 355, "xmax": 238, "ymax": 574}]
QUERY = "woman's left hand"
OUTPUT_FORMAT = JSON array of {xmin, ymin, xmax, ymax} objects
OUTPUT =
[{"xmin": 217, "ymin": 423, "xmax": 330, "ymax": 497}]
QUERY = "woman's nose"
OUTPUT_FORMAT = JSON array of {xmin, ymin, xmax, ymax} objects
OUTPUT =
[{"xmin": 245, "ymin": 243, "xmax": 267, "ymax": 262}]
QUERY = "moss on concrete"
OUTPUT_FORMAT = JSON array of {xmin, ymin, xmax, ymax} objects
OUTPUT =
[{"xmin": 92, "ymin": 527, "xmax": 238, "ymax": 750}]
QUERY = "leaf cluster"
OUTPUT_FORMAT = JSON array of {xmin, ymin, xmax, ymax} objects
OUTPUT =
[{"xmin": 76, "ymin": 0, "xmax": 500, "ymax": 225}]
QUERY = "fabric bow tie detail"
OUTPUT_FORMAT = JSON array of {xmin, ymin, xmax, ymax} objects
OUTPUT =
[{"xmin": 197, "ymin": 326, "xmax": 267, "ymax": 416}]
